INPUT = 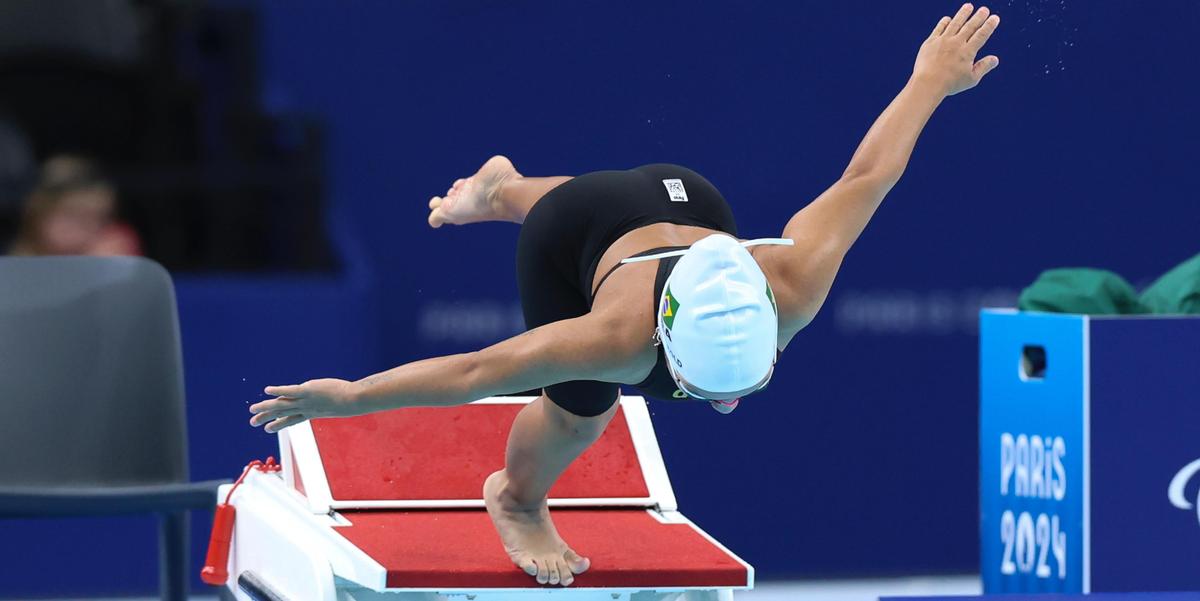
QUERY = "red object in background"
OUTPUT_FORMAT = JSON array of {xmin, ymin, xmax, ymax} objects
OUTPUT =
[{"xmin": 200, "ymin": 457, "xmax": 280, "ymax": 586}]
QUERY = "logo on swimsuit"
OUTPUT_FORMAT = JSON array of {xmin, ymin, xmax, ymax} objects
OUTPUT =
[
  {"xmin": 1168, "ymin": 457, "xmax": 1200, "ymax": 527},
  {"xmin": 662, "ymin": 178, "xmax": 689, "ymax": 202},
  {"xmin": 672, "ymin": 389, "xmax": 688, "ymax": 399}
]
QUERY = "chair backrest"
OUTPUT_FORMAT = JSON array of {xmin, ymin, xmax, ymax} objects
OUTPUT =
[{"xmin": 0, "ymin": 256, "xmax": 188, "ymax": 487}]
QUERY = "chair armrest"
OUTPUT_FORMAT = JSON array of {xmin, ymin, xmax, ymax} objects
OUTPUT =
[{"xmin": 0, "ymin": 479, "xmax": 230, "ymax": 517}]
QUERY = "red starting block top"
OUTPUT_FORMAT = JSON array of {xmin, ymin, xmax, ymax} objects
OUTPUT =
[
  {"xmin": 336, "ymin": 509, "xmax": 748, "ymax": 589},
  {"xmin": 315, "ymin": 403, "xmax": 648, "ymax": 500},
  {"xmin": 280, "ymin": 397, "xmax": 676, "ymax": 512}
]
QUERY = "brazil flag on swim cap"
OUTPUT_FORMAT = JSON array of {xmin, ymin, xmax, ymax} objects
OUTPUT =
[{"xmin": 662, "ymin": 285, "xmax": 680, "ymax": 330}]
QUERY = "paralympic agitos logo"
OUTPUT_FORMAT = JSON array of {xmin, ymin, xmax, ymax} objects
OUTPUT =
[{"xmin": 1168, "ymin": 458, "xmax": 1200, "ymax": 526}]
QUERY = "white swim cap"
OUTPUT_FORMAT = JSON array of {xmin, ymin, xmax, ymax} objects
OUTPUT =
[{"xmin": 623, "ymin": 234, "xmax": 792, "ymax": 399}]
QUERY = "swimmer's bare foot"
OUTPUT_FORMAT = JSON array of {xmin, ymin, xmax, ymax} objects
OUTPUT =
[
  {"xmin": 428, "ymin": 155, "xmax": 521, "ymax": 228},
  {"xmin": 484, "ymin": 470, "xmax": 590, "ymax": 586}
]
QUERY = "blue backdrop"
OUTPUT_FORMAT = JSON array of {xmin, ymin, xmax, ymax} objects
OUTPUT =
[{"xmin": 4, "ymin": 0, "xmax": 1199, "ymax": 596}]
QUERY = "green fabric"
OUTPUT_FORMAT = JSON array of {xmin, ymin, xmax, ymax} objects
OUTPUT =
[
  {"xmin": 1140, "ymin": 252, "xmax": 1200, "ymax": 314},
  {"xmin": 1017, "ymin": 268, "xmax": 1149, "ymax": 315}
]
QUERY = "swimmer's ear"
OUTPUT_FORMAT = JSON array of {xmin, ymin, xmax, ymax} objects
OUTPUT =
[{"xmin": 973, "ymin": 55, "xmax": 1000, "ymax": 81}]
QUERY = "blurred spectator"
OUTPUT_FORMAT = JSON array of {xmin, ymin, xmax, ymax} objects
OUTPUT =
[{"xmin": 9, "ymin": 155, "xmax": 141, "ymax": 256}]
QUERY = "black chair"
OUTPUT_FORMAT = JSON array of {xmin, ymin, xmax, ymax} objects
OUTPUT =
[{"xmin": 0, "ymin": 256, "xmax": 226, "ymax": 600}]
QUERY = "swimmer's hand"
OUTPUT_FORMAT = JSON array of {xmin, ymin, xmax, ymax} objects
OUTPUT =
[
  {"xmin": 913, "ymin": 3, "xmax": 1000, "ymax": 97},
  {"xmin": 250, "ymin": 378, "xmax": 359, "ymax": 433}
]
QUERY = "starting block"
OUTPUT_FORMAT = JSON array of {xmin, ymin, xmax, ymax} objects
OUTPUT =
[{"xmin": 213, "ymin": 396, "xmax": 753, "ymax": 600}]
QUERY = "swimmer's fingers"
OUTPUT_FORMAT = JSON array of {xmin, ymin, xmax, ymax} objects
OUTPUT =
[
  {"xmin": 967, "ymin": 14, "xmax": 1001, "ymax": 53},
  {"xmin": 249, "ymin": 398, "xmax": 306, "ymax": 426},
  {"xmin": 264, "ymin": 414, "xmax": 308, "ymax": 433},
  {"xmin": 248, "ymin": 397, "xmax": 296, "ymax": 417},
  {"xmin": 264, "ymin": 383, "xmax": 308, "ymax": 398},
  {"xmin": 955, "ymin": 6, "xmax": 991, "ymax": 41},
  {"xmin": 973, "ymin": 55, "xmax": 1001, "ymax": 82},
  {"xmin": 945, "ymin": 3, "xmax": 976, "ymax": 37},
  {"xmin": 930, "ymin": 16, "xmax": 952, "ymax": 39}
]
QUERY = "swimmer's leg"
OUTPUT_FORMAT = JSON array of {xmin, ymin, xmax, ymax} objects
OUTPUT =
[
  {"xmin": 428, "ymin": 155, "xmax": 572, "ymax": 227},
  {"xmin": 484, "ymin": 394, "xmax": 616, "ymax": 586}
]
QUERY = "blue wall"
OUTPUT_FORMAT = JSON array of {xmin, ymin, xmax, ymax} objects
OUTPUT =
[{"xmin": 5, "ymin": 0, "xmax": 1200, "ymax": 597}]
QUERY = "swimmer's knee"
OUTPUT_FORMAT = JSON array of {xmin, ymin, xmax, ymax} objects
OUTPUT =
[{"xmin": 542, "ymin": 394, "xmax": 617, "ymax": 439}]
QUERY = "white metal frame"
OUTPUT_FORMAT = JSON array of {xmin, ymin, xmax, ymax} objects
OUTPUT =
[
  {"xmin": 280, "ymin": 416, "xmax": 336, "ymax": 513},
  {"xmin": 623, "ymin": 396, "xmax": 678, "ymax": 512}
]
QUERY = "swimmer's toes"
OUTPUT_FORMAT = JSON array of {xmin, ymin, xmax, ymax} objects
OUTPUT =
[
  {"xmin": 427, "ymin": 196, "xmax": 447, "ymax": 228},
  {"xmin": 557, "ymin": 558, "xmax": 575, "ymax": 586},
  {"xmin": 565, "ymin": 549, "xmax": 590, "ymax": 574},
  {"xmin": 517, "ymin": 556, "xmax": 538, "ymax": 577}
]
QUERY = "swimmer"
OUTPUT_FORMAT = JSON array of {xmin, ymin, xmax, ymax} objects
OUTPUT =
[{"xmin": 250, "ymin": 4, "xmax": 1000, "ymax": 587}]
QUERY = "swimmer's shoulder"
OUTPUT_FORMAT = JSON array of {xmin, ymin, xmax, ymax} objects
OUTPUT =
[{"xmin": 587, "ymin": 281, "xmax": 659, "ymax": 384}]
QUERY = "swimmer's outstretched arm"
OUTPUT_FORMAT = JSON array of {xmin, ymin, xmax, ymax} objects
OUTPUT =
[
  {"xmin": 755, "ymin": 3, "xmax": 1000, "ymax": 346},
  {"xmin": 249, "ymin": 309, "xmax": 642, "ymax": 432}
]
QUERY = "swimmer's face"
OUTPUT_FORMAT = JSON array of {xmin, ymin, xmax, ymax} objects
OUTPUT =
[
  {"xmin": 669, "ymin": 352, "xmax": 773, "ymax": 402},
  {"xmin": 710, "ymin": 398, "xmax": 739, "ymax": 414},
  {"xmin": 39, "ymin": 186, "xmax": 115, "ymax": 254}
]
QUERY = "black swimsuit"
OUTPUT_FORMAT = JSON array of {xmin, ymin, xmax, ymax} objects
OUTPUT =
[{"xmin": 514, "ymin": 164, "xmax": 737, "ymax": 417}]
